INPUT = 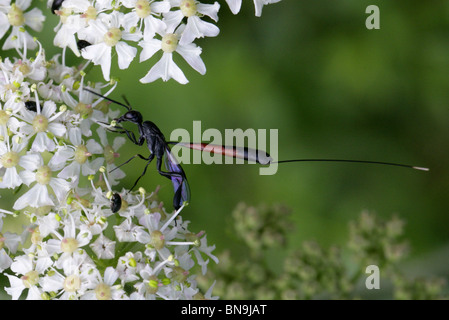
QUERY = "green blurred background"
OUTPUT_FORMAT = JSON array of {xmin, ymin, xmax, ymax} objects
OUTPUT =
[{"xmin": 3, "ymin": 0, "xmax": 449, "ymax": 283}]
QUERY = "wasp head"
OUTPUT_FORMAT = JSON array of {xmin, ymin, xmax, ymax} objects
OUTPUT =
[{"xmin": 115, "ymin": 110, "xmax": 143, "ymax": 125}]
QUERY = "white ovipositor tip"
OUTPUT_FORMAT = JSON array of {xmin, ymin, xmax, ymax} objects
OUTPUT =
[{"xmin": 413, "ymin": 166, "xmax": 430, "ymax": 171}]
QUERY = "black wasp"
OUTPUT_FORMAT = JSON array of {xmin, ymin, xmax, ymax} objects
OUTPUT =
[{"xmin": 85, "ymin": 89, "xmax": 190, "ymax": 211}]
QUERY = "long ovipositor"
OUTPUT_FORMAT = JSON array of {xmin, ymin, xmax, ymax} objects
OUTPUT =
[{"xmin": 174, "ymin": 142, "xmax": 273, "ymax": 165}]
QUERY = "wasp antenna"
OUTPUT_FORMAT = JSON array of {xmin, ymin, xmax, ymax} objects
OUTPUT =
[
  {"xmin": 274, "ymin": 159, "xmax": 429, "ymax": 171},
  {"xmin": 83, "ymin": 88, "xmax": 131, "ymax": 110},
  {"xmin": 121, "ymin": 94, "xmax": 132, "ymax": 108}
]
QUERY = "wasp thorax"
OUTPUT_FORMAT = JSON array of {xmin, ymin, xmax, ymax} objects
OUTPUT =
[
  {"xmin": 161, "ymin": 33, "xmax": 178, "ymax": 53},
  {"xmin": 32, "ymin": 115, "xmax": 49, "ymax": 132},
  {"xmin": 104, "ymin": 27, "xmax": 122, "ymax": 46},
  {"xmin": 180, "ymin": 0, "xmax": 197, "ymax": 17},
  {"xmin": 136, "ymin": 0, "xmax": 151, "ymax": 18},
  {"xmin": 8, "ymin": 4, "xmax": 24, "ymax": 27},
  {"xmin": 35, "ymin": 165, "xmax": 52, "ymax": 185},
  {"xmin": 1, "ymin": 151, "xmax": 20, "ymax": 169},
  {"xmin": 74, "ymin": 145, "xmax": 91, "ymax": 164}
]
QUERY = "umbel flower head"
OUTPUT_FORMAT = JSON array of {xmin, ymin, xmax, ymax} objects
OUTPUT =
[
  {"xmin": 0, "ymin": 42, "xmax": 218, "ymax": 299},
  {"xmin": 0, "ymin": 0, "xmax": 283, "ymax": 300},
  {"xmin": 43, "ymin": 0, "xmax": 280, "ymax": 84}
]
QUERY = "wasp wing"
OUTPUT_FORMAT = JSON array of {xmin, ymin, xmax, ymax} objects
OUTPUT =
[{"xmin": 164, "ymin": 147, "xmax": 190, "ymax": 210}]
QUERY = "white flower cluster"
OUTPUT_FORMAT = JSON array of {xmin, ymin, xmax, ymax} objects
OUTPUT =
[
  {"xmin": 0, "ymin": 0, "xmax": 282, "ymax": 300},
  {"xmin": 46, "ymin": 0, "xmax": 281, "ymax": 84},
  {"xmin": 0, "ymin": 44, "xmax": 218, "ymax": 299}
]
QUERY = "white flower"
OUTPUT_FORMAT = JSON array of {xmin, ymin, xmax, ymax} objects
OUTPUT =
[
  {"xmin": 40, "ymin": 252, "xmax": 98, "ymax": 300},
  {"xmin": 122, "ymin": 0, "xmax": 170, "ymax": 40},
  {"xmin": 52, "ymin": 0, "xmax": 93, "ymax": 56},
  {"xmin": 5, "ymin": 255, "xmax": 47, "ymax": 300},
  {"xmin": 45, "ymin": 216, "xmax": 93, "ymax": 270},
  {"xmin": 116, "ymin": 251, "xmax": 143, "ymax": 284},
  {"xmin": 139, "ymin": 25, "xmax": 206, "ymax": 84},
  {"xmin": 81, "ymin": 266, "xmax": 126, "ymax": 300},
  {"xmin": 165, "ymin": 0, "xmax": 220, "ymax": 45},
  {"xmin": 0, "ymin": 0, "xmax": 45, "ymax": 50},
  {"xmin": 113, "ymin": 218, "xmax": 139, "ymax": 242},
  {"xmin": 0, "ymin": 136, "xmax": 28, "ymax": 189},
  {"xmin": 97, "ymin": 127, "xmax": 126, "ymax": 186},
  {"xmin": 13, "ymin": 153, "xmax": 71, "ymax": 210},
  {"xmin": 80, "ymin": 11, "xmax": 141, "ymax": 81},
  {"xmin": 90, "ymin": 233, "xmax": 116, "ymax": 259},
  {"xmin": 57, "ymin": 136, "xmax": 104, "ymax": 185},
  {"xmin": 19, "ymin": 99, "xmax": 66, "ymax": 152},
  {"xmin": 225, "ymin": 0, "xmax": 281, "ymax": 17}
]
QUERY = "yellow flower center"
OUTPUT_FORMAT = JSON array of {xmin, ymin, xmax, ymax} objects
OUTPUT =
[
  {"xmin": 150, "ymin": 230, "xmax": 165, "ymax": 250},
  {"xmin": 180, "ymin": 0, "xmax": 197, "ymax": 17},
  {"xmin": 95, "ymin": 283, "xmax": 112, "ymax": 300},
  {"xmin": 1, "ymin": 151, "xmax": 20, "ymax": 169},
  {"xmin": 8, "ymin": 4, "xmax": 25, "ymax": 27},
  {"xmin": 161, "ymin": 34, "xmax": 178, "ymax": 53},
  {"xmin": 22, "ymin": 271, "xmax": 39, "ymax": 288},
  {"xmin": 135, "ymin": 0, "xmax": 151, "ymax": 18},
  {"xmin": 84, "ymin": 6, "xmax": 97, "ymax": 21},
  {"xmin": 31, "ymin": 227, "xmax": 43, "ymax": 244},
  {"xmin": 64, "ymin": 274, "xmax": 81, "ymax": 292},
  {"xmin": 104, "ymin": 28, "xmax": 122, "ymax": 47},
  {"xmin": 32, "ymin": 115, "xmax": 49, "ymax": 133},
  {"xmin": 35, "ymin": 165, "xmax": 52, "ymax": 185},
  {"xmin": 74, "ymin": 145, "xmax": 91, "ymax": 164},
  {"xmin": 74, "ymin": 102, "xmax": 93, "ymax": 118},
  {"xmin": 61, "ymin": 237, "xmax": 79, "ymax": 253}
]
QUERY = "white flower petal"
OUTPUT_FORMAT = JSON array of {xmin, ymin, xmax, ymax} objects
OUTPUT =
[
  {"xmin": 48, "ymin": 122, "xmax": 67, "ymax": 137},
  {"xmin": 86, "ymin": 139, "xmax": 103, "ymax": 154},
  {"xmin": 18, "ymin": 170, "xmax": 35, "ymax": 186},
  {"xmin": 225, "ymin": 0, "xmax": 242, "ymax": 14},
  {"xmin": 32, "ymin": 132, "xmax": 55, "ymax": 152},
  {"xmin": 177, "ymin": 43, "xmax": 206, "ymax": 75},
  {"xmin": 0, "ymin": 13, "xmax": 10, "ymax": 39},
  {"xmin": 19, "ymin": 153, "xmax": 42, "ymax": 171},
  {"xmin": 17, "ymin": 0, "xmax": 32, "ymax": 10},
  {"xmin": 57, "ymin": 161, "xmax": 80, "ymax": 180},
  {"xmin": 140, "ymin": 52, "xmax": 188, "ymax": 84},
  {"xmin": 197, "ymin": 2, "xmax": 220, "ymax": 22},
  {"xmin": 0, "ymin": 167, "xmax": 22, "ymax": 189},
  {"xmin": 180, "ymin": 16, "xmax": 219, "ymax": 45},
  {"xmin": 49, "ymin": 177, "xmax": 70, "ymax": 202},
  {"xmin": 13, "ymin": 184, "xmax": 54, "ymax": 210},
  {"xmin": 5, "ymin": 275, "xmax": 24, "ymax": 300},
  {"xmin": 82, "ymin": 43, "xmax": 112, "ymax": 81},
  {"xmin": 23, "ymin": 7, "xmax": 45, "ymax": 32},
  {"xmin": 116, "ymin": 41, "xmax": 137, "ymax": 70},
  {"xmin": 42, "ymin": 100, "xmax": 57, "ymax": 118},
  {"xmin": 139, "ymin": 38, "xmax": 161, "ymax": 62}
]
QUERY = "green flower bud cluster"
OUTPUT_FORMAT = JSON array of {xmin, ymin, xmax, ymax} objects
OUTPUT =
[{"xmin": 199, "ymin": 204, "xmax": 448, "ymax": 300}]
